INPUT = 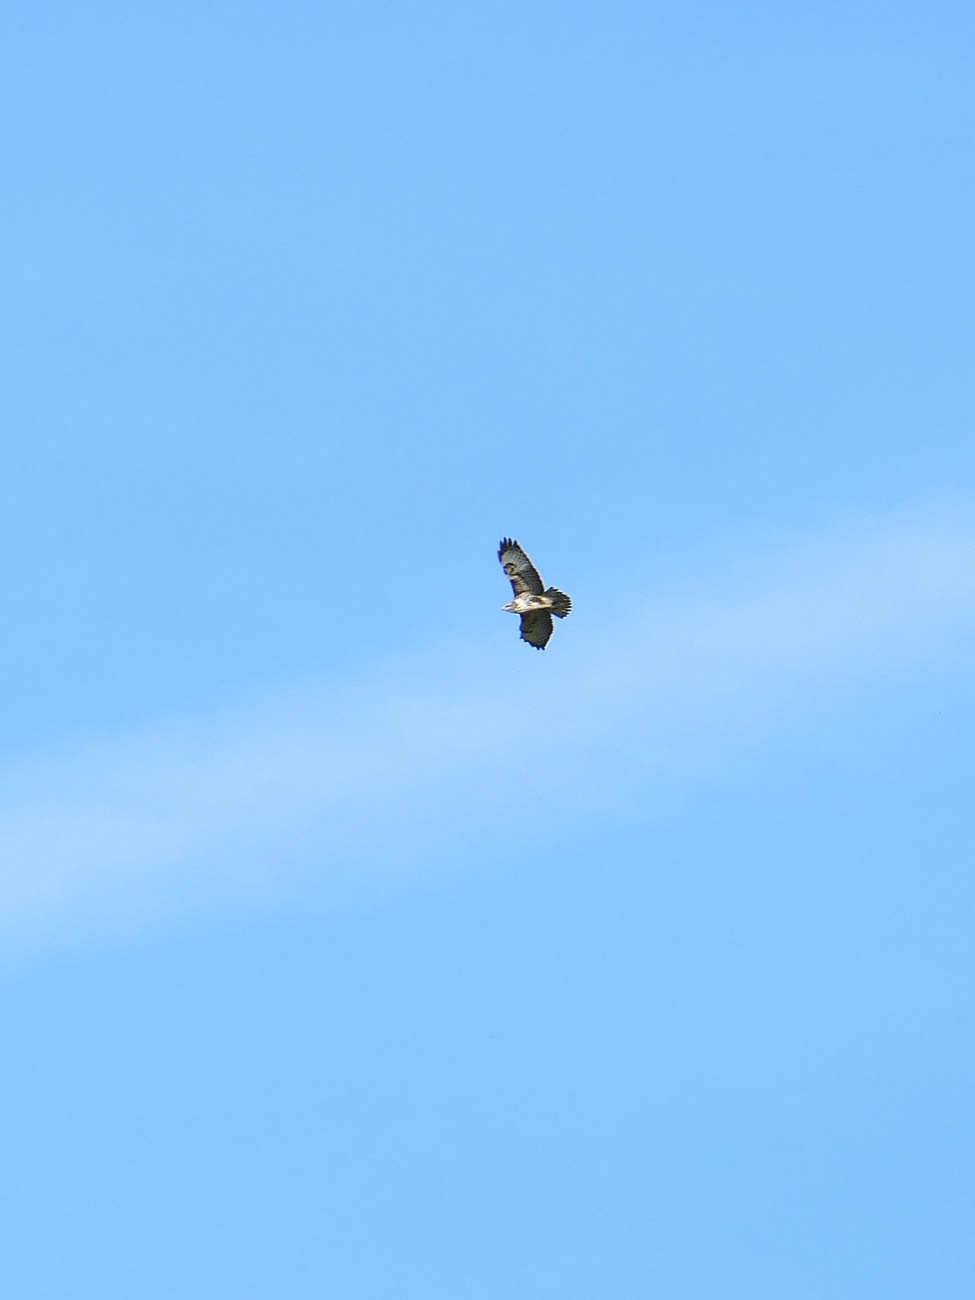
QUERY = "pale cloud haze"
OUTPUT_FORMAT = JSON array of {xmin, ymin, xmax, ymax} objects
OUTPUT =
[
  {"xmin": 3, "ymin": 507, "xmax": 973, "ymax": 951},
  {"xmin": 4, "ymin": 4, "xmax": 975, "ymax": 1294}
]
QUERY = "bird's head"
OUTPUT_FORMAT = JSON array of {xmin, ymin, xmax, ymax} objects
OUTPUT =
[{"xmin": 502, "ymin": 601, "xmax": 518, "ymax": 613}]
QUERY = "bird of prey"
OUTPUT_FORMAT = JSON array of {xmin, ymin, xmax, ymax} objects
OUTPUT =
[{"xmin": 498, "ymin": 538, "xmax": 572, "ymax": 649}]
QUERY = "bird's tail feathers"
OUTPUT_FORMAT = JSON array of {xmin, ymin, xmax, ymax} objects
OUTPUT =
[{"xmin": 546, "ymin": 588, "xmax": 572, "ymax": 618}]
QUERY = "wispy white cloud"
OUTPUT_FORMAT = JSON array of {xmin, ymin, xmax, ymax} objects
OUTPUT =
[{"xmin": 3, "ymin": 507, "xmax": 975, "ymax": 950}]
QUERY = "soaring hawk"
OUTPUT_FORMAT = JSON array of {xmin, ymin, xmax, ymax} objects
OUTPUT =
[{"xmin": 498, "ymin": 538, "xmax": 572, "ymax": 649}]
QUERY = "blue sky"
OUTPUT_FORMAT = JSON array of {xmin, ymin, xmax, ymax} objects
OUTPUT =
[{"xmin": 3, "ymin": 1, "xmax": 975, "ymax": 1294}]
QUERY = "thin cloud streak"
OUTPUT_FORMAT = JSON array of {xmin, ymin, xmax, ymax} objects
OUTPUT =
[{"xmin": 2, "ymin": 509, "xmax": 975, "ymax": 950}]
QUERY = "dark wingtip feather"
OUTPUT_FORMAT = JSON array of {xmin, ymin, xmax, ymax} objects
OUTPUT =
[
  {"xmin": 498, "ymin": 537, "xmax": 517, "ymax": 560},
  {"xmin": 520, "ymin": 632, "xmax": 548, "ymax": 649}
]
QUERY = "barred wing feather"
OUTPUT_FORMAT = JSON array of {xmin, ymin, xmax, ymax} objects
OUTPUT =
[
  {"xmin": 519, "ymin": 609, "xmax": 554, "ymax": 650},
  {"xmin": 498, "ymin": 538, "xmax": 544, "ymax": 597}
]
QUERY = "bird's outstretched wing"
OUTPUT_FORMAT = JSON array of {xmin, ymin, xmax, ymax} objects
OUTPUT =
[
  {"xmin": 498, "ymin": 538, "xmax": 544, "ymax": 596},
  {"xmin": 519, "ymin": 609, "xmax": 554, "ymax": 649}
]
